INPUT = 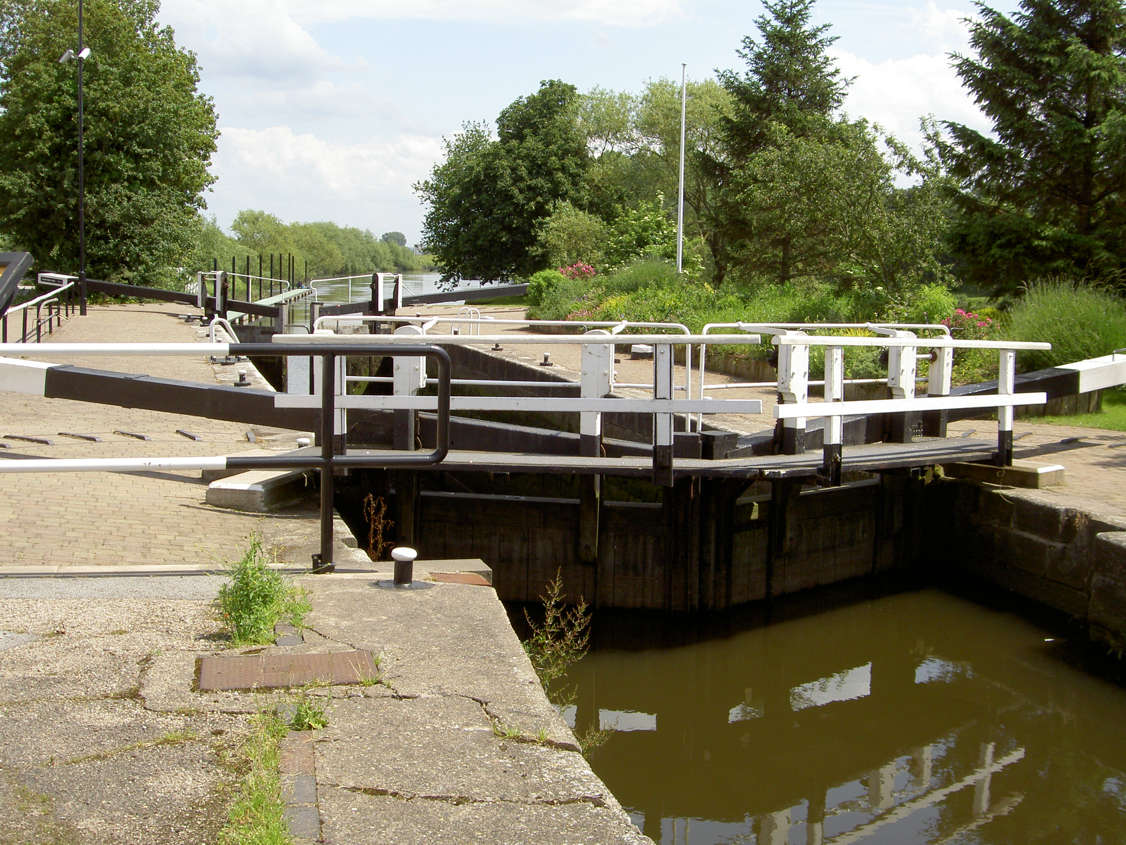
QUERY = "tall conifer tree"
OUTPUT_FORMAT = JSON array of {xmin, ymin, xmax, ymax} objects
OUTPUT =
[
  {"xmin": 709, "ymin": 0, "xmax": 850, "ymax": 285},
  {"xmin": 942, "ymin": 0, "xmax": 1126, "ymax": 292}
]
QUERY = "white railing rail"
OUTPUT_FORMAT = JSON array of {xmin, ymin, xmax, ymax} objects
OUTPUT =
[
  {"xmin": 312, "ymin": 314, "xmax": 699, "ymax": 409},
  {"xmin": 309, "ymin": 272, "xmax": 405, "ymax": 311}
]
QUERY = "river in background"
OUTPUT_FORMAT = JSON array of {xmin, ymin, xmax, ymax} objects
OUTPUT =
[
  {"xmin": 284, "ymin": 272, "xmax": 486, "ymax": 328},
  {"xmin": 564, "ymin": 580, "xmax": 1126, "ymax": 844}
]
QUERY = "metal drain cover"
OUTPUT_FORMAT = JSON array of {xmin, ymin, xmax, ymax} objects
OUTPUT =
[{"xmin": 197, "ymin": 649, "xmax": 378, "ymax": 691}]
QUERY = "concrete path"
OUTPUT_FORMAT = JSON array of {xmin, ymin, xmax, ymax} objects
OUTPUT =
[{"xmin": 0, "ymin": 560, "xmax": 650, "ymax": 844}]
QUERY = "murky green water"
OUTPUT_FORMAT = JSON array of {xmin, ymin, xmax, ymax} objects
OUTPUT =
[{"xmin": 566, "ymin": 584, "xmax": 1126, "ymax": 844}]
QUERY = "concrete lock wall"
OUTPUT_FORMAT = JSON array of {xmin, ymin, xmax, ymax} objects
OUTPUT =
[
  {"xmin": 412, "ymin": 475, "xmax": 913, "ymax": 612},
  {"xmin": 920, "ymin": 480, "xmax": 1126, "ymax": 653}
]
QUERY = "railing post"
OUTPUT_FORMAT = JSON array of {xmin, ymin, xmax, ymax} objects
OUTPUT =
[
  {"xmin": 309, "ymin": 300, "xmax": 322, "ymax": 334},
  {"xmin": 314, "ymin": 351, "xmax": 336, "ymax": 573},
  {"xmin": 653, "ymin": 342, "xmax": 674, "ymax": 486},
  {"xmin": 371, "ymin": 273, "xmax": 383, "ymax": 315},
  {"xmin": 776, "ymin": 331, "xmax": 809, "ymax": 454},
  {"xmin": 923, "ymin": 344, "xmax": 953, "ymax": 437},
  {"xmin": 997, "ymin": 349, "xmax": 1015, "ymax": 466},
  {"xmin": 580, "ymin": 329, "xmax": 612, "ymax": 458},
  {"xmin": 393, "ymin": 324, "xmax": 425, "ymax": 451},
  {"xmin": 580, "ymin": 329, "xmax": 611, "ymax": 566},
  {"xmin": 887, "ymin": 330, "xmax": 918, "ymax": 443},
  {"xmin": 216, "ymin": 271, "xmax": 228, "ymax": 318},
  {"xmin": 277, "ymin": 303, "xmax": 289, "ymax": 334},
  {"xmin": 313, "ymin": 336, "xmax": 347, "ymax": 452},
  {"xmin": 822, "ymin": 345, "xmax": 844, "ymax": 485}
]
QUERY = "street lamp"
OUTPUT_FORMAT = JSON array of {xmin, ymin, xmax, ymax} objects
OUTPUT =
[{"xmin": 58, "ymin": 2, "xmax": 89, "ymax": 315}]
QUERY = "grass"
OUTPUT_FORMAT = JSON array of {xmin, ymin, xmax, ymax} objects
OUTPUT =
[
  {"xmin": 215, "ymin": 536, "xmax": 311, "ymax": 646},
  {"xmin": 1004, "ymin": 278, "xmax": 1126, "ymax": 371},
  {"xmin": 1034, "ymin": 388, "xmax": 1126, "ymax": 432},
  {"xmin": 218, "ymin": 712, "xmax": 290, "ymax": 845}
]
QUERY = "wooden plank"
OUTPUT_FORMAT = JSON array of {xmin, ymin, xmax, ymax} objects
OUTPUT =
[{"xmin": 334, "ymin": 439, "xmax": 998, "ymax": 479}]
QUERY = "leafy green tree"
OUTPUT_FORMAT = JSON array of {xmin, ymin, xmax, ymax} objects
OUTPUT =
[
  {"xmin": 230, "ymin": 210, "xmax": 293, "ymax": 258},
  {"xmin": 717, "ymin": 0, "xmax": 846, "ymax": 157},
  {"xmin": 0, "ymin": 0, "xmax": 218, "ymax": 285},
  {"xmin": 416, "ymin": 80, "xmax": 588, "ymax": 282},
  {"xmin": 732, "ymin": 119, "xmax": 951, "ymax": 292},
  {"xmin": 185, "ymin": 214, "xmax": 239, "ymax": 272},
  {"xmin": 380, "ymin": 231, "xmax": 407, "ymax": 247},
  {"xmin": 940, "ymin": 0, "xmax": 1126, "ymax": 292}
]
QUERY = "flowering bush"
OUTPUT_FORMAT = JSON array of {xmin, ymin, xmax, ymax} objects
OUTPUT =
[
  {"xmin": 942, "ymin": 307, "xmax": 995, "ymax": 339},
  {"xmin": 942, "ymin": 307, "xmax": 999, "ymax": 384},
  {"xmin": 558, "ymin": 262, "xmax": 596, "ymax": 281}
]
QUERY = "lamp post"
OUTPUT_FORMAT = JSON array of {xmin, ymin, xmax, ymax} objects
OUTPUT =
[{"xmin": 59, "ymin": 0, "xmax": 89, "ymax": 315}]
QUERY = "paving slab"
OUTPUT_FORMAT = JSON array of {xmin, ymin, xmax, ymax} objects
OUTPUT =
[
  {"xmin": 300, "ymin": 575, "xmax": 577, "ymax": 747},
  {"xmin": 318, "ymin": 783, "xmax": 650, "ymax": 845}
]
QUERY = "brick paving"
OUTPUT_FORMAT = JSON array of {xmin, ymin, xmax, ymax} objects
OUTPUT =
[{"xmin": 0, "ymin": 303, "xmax": 318, "ymax": 569}]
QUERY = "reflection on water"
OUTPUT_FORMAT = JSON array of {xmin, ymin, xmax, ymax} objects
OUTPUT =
[{"xmin": 566, "ymin": 587, "xmax": 1126, "ymax": 844}]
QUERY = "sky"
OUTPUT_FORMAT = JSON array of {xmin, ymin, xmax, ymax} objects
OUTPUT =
[{"xmin": 154, "ymin": 0, "xmax": 1022, "ymax": 248}]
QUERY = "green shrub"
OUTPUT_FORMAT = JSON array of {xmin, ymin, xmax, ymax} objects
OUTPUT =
[
  {"xmin": 215, "ymin": 536, "xmax": 311, "ymax": 646},
  {"xmin": 1004, "ymin": 278, "xmax": 1126, "ymax": 371},
  {"xmin": 599, "ymin": 259, "xmax": 680, "ymax": 295},
  {"xmin": 526, "ymin": 268, "xmax": 566, "ymax": 307},
  {"xmin": 531, "ymin": 275, "xmax": 599, "ymax": 321},
  {"xmin": 900, "ymin": 283, "xmax": 958, "ymax": 326}
]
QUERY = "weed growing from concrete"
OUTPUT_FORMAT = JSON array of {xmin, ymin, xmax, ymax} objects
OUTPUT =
[
  {"xmin": 62, "ymin": 730, "xmax": 198, "ymax": 765},
  {"xmin": 522, "ymin": 569, "xmax": 591, "ymax": 689},
  {"xmin": 362, "ymin": 493, "xmax": 395, "ymax": 560},
  {"xmin": 522, "ymin": 570, "xmax": 610, "ymax": 755},
  {"xmin": 289, "ymin": 693, "xmax": 328, "ymax": 731},
  {"xmin": 215, "ymin": 535, "xmax": 311, "ymax": 646},
  {"xmin": 218, "ymin": 712, "xmax": 289, "ymax": 845}
]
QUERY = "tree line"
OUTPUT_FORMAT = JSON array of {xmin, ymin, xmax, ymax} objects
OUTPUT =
[
  {"xmin": 416, "ymin": 0, "xmax": 1126, "ymax": 300},
  {"xmin": 192, "ymin": 212, "xmax": 429, "ymax": 281}
]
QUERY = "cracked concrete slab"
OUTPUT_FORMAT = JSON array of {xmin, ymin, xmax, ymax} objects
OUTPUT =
[
  {"xmin": 0, "ymin": 597, "xmax": 249, "ymax": 844},
  {"xmin": 317, "ymin": 696, "xmax": 602, "ymax": 803},
  {"xmin": 318, "ymin": 784, "xmax": 651, "ymax": 845},
  {"xmin": 298, "ymin": 575, "xmax": 577, "ymax": 747}
]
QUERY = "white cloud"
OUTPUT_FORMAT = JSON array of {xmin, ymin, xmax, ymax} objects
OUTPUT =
[
  {"xmin": 206, "ymin": 126, "xmax": 443, "ymax": 240},
  {"xmin": 834, "ymin": 48, "xmax": 990, "ymax": 147},
  {"xmin": 909, "ymin": 0, "xmax": 974, "ymax": 54},
  {"xmin": 158, "ymin": 0, "xmax": 353, "ymax": 80},
  {"xmin": 168, "ymin": 0, "xmax": 684, "ymax": 28}
]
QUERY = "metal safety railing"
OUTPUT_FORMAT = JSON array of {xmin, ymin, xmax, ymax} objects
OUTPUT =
[
  {"xmin": 312, "ymin": 314, "xmax": 700, "ymax": 409},
  {"xmin": 308, "ymin": 272, "xmax": 409, "ymax": 307},
  {"xmin": 1, "ymin": 276, "xmax": 78, "ymax": 343},
  {"xmin": 275, "ymin": 328, "xmax": 765, "ymax": 482},
  {"xmin": 763, "ymin": 329, "xmax": 1050, "ymax": 483},
  {"xmin": 0, "ymin": 340, "xmax": 452, "ymax": 572}
]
